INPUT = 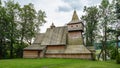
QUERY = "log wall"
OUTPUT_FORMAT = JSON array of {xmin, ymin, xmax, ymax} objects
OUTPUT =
[
  {"xmin": 46, "ymin": 45, "xmax": 65, "ymax": 50},
  {"xmin": 45, "ymin": 53, "xmax": 91, "ymax": 59},
  {"xmin": 23, "ymin": 50, "xmax": 41, "ymax": 58}
]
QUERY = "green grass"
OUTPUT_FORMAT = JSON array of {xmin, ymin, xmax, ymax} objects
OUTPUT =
[{"xmin": 0, "ymin": 58, "xmax": 120, "ymax": 68}]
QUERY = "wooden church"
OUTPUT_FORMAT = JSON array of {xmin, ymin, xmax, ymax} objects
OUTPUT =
[{"xmin": 23, "ymin": 10, "xmax": 93, "ymax": 59}]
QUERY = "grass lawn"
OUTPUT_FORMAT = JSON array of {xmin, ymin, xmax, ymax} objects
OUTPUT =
[{"xmin": 0, "ymin": 58, "xmax": 120, "ymax": 68}]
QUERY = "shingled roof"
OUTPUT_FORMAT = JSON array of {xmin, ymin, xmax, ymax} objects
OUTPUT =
[
  {"xmin": 45, "ymin": 45, "xmax": 91, "ymax": 54},
  {"xmin": 24, "ymin": 26, "xmax": 67, "ymax": 50},
  {"xmin": 41, "ymin": 26, "xmax": 67, "ymax": 45},
  {"xmin": 68, "ymin": 10, "xmax": 82, "ymax": 24},
  {"xmin": 64, "ymin": 45, "xmax": 91, "ymax": 54},
  {"xmin": 34, "ymin": 33, "xmax": 45, "ymax": 44},
  {"xmin": 24, "ymin": 44, "xmax": 46, "ymax": 50},
  {"xmin": 24, "ymin": 33, "xmax": 45, "ymax": 50}
]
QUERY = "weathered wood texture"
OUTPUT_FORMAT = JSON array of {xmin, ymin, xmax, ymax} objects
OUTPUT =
[
  {"xmin": 45, "ymin": 54, "xmax": 91, "ymax": 59},
  {"xmin": 23, "ymin": 50, "xmax": 41, "ymax": 58},
  {"xmin": 68, "ymin": 32, "xmax": 83, "ymax": 45},
  {"xmin": 46, "ymin": 45, "xmax": 65, "ymax": 50},
  {"xmin": 23, "ymin": 10, "xmax": 93, "ymax": 59},
  {"xmin": 41, "ymin": 27, "xmax": 67, "ymax": 45},
  {"xmin": 34, "ymin": 33, "xmax": 45, "ymax": 44},
  {"xmin": 67, "ymin": 23, "xmax": 83, "ymax": 31}
]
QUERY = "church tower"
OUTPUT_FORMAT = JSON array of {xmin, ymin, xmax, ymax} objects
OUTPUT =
[{"xmin": 67, "ymin": 10, "xmax": 84, "ymax": 45}]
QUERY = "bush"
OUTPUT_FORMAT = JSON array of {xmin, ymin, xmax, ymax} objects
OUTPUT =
[
  {"xmin": 110, "ymin": 48, "xmax": 117, "ymax": 59},
  {"xmin": 91, "ymin": 53, "xmax": 96, "ymax": 61},
  {"xmin": 116, "ymin": 53, "xmax": 120, "ymax": 64}
]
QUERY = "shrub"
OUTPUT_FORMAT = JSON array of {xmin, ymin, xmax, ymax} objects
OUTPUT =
[
  {"xmin": 110, "ymin": 48, "xmax": 117, "ymax": 59},
  {"xmin": 116, "ymin": 53, "xmax": 120, "ymax": 64},
  {"xmin": 91, "ymin": 53, "xmax": 96, "ymax": 61}
]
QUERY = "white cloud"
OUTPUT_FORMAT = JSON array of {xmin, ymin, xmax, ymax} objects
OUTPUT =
[{"xmin": 2, "ymin": 0, "xmax": 106, "ymax": 33}]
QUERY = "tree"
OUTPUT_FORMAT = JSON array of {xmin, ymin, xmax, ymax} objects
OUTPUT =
[
  {"xmin": 115, "ymin": 0, "xmax": 120, "ymax": 64},
  {"xmin": 98, "ymin": 0, "xmax": 109, "ymax": 61},
  {"xmin": 19, "ymin": 3, "xmax": 46, "ymax": 46},
  {"xmin": 82, "ymin": 6, "xmax": 98, "ymax": 46},
  {"xmin": 19, "ymin": 3, "xmax": 36, "ymax": 46},
  {"xmin": 0, "ymin": 0, "xmax": 9, "ymax": 59},
  {"xmin": 18, "ymin": 3, "xmax": 46, "ymax": 57},
  {"xmin": 0, "ymin": 0, "xmax": 46, "ymax": 59},
  {"xmin": 115, "ymin": 0, "xmax": 120, "ymax": 49},
  {"xmin": 97, "ymin": 0, "xmax": 116, "ymax": 61},
  {"xmin": 4, "ymin": 0, "xmax": 21, "ymax": 58}
]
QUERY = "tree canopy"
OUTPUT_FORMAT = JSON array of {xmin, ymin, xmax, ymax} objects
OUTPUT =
[{"xmin": 0, "ymin": 0, "xmax": 46, "ymax": 59}]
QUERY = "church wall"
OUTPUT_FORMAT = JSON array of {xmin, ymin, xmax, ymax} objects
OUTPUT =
[
  {"xmin": 46, "ymin": 45, "xmax": 65, "ymax": 50},
  {"xmin": 23, "ymin": 50, "xmax": 41, "ymax": 58},
  {"xmin": 67, "ymin": 23, "xmax": 83, "ymax": 31},
  {"xmin": 45, "ymin": 53, "xmax": 91, "ymax": 59},
  {"xmin": 68, "ymin": 31, "xmax": 83, "ymax": 45}
]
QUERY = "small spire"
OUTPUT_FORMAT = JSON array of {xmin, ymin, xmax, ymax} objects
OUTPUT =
[
  {"xmin": 50, "ymin": 22, "xmax": 55, "ymax": 29},
  {"xmin": 71, "ymin": 10, "xmax": 79, "ymax": 21}
]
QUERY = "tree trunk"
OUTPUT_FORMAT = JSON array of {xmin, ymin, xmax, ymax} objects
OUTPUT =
[
  {"xmin": 98, "ymin": 49, "xmax": 103, "ymax": 60},
  {"xmin": 10, "ymin": 19, "xmax": 14, "ymax": 59},
  {"xmin": 104, "ymin": 19, "xmax": 107, "ymax": 61},
  {"xmin": 10, "ymin": 38, "xmax": 13, "ymax": 59},
  {"xmin": 0, "ymin": 39, "xmax": 3, "ymax": 59},
  {"xmin": 116, "ymin": 35, "xmax": 119, "ymax": 54},
  {"xmin": 20, "ymin": 36, "xmax": 23, "ymax": 58}
]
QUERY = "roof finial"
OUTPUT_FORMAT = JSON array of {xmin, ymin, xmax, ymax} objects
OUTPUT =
[{"xmin": 50, "ymin": 22, "xmax": 55, "ymax": 29}]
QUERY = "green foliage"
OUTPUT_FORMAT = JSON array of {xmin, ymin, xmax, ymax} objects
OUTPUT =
[
  {"xmin": 0, "ymin": 0, "xmax": 46, "ymax": 59},
  {"xmin": 82, "ymin": 6, "xmax": 98, "ymax": 46},
  {"xmin": 116, "ymin": 53, "xmax": 120, "ymax": 64},
  {"xmin": 4, "ymin": 0, "xmax": 21, "ymax": 58},
  {"xmin": 96, "ymin": 0, "xmax": 117, "ymax": 61},
  {"xmin": 110, "ymin": 47, "xmax": 118, "ymax": 59},
  {"xmin": 92, "ymin": 53, "xmax": 96, "ymax": 61},
  {"xmin": 101, "ymin": 0, "xmax": 109, "ymax": 9},
  {"xmin": 19, "ymin": 3, "xmax": 46, "ymax": 45},
  {"xmin": 13, "ymin": 42, "xmax": 28, "ymax": 58},
  {"xmin": 115, "ymin": 0, "xmax": 120, "ymax": 19}
]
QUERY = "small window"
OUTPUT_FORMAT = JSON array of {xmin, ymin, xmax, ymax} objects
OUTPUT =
[{"xmin": 71, "ymin": 25, "xmax": 73, "ymax": 27}]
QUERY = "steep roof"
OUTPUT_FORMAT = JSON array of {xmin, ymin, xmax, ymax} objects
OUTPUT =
[
  {"xmin": 24, "ymin": 27, "xmax": 67, "ymax": 50},
  {"xmin": 68, "ymin": 10, "xmax": 82, "ymax": 24},
  {"xmin": 24, "ymin": 33, "xmax": 45, "ymax": 50},
  {"xmin": 41, "ymin": 26, "xmax": 67, "ymax": 45},
  {"xmin": 45, "ymin": 45, "xmax": 91, "ymax": 54},
  {"xmin": 34, "ymin": 33, "xmax": 45, "ymax": 44},
  {"xmin": 24, "ymin": 43, "xmax": 46, "ymax": 50},
  {"xmin": 64, "ymin": 45, "xmax": 91, "ymax": 54}
]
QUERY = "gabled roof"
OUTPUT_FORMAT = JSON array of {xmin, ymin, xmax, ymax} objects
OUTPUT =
[
  {"xmin": 34, "ymin": 33, "xmax": 45, "ymax": 44},
  {"xmin": 68, "ymin": 10, "xmax": 82, "ymax": 24},
  {"xmin": 41, "ymin": 26, "xmax": 67, "ymax": 45}
]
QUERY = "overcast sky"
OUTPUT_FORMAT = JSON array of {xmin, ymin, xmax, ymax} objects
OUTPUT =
[{"xmin": 3, "ymin": 0, "xmax": 106, "ymax": 32}]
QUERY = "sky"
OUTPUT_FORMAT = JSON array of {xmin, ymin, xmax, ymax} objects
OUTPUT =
[{"xmin": 3, "ymin": 0, "xmax": 105, "ymax": 33}]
